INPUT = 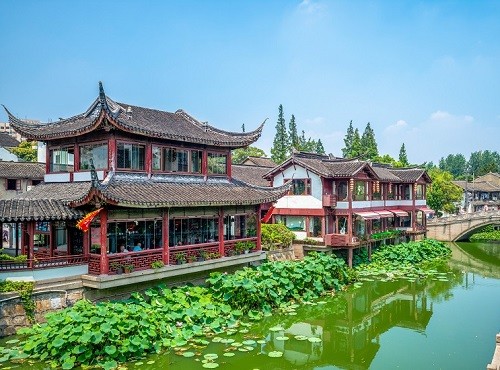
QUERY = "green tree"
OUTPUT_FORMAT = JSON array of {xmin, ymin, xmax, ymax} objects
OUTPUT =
[
  {"xmin": 316, "ymin": 139, "xmax": 325, "ymax": 155},
  {"xmin": 427, "ymin": 168, "xmax": 463, "ymax": 215},
  {"xmin": 231, "ymin": 146, "xmax": 266, "ymax": 164},
  {"xmin": 350, "ymin": 128, "xmax": 362, "ymax": 158},
  {"xmin": 373, "ymin": 154, "xmax": 401, "ymax": 167},
  {"xmin": 11, "ymin": 141, "xmax": 37, "ymax": 162},
  {"xmin": 342, "ymin": 120, "xmax": 354, "ymax": 158},
  {"xmin": 438, "ymin": 153, "xmax": 467, "ymax": 179},
  {"xmin": 398, "ymin": 143, "xmax": 409, "ymax": 166},
  {"xmin": 360, "ymin": 122, "xmax": 378, "ymax": 160},
  {"xmin": 271, "ymin": 104, "xmax": 289, "ymax": 164},
  {"xmin": 288, "ymin": 114, "xmax": 299, "ymax": 155}
]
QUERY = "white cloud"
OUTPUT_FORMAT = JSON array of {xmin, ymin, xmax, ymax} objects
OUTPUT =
[
  {"xmin": 429, "ymin": 110, "xmax": 474, "ymax": 124},
  {"xmin": 304, "ymin": 116, "xmax": 325, "ymax": 126},
  {"xmin": 385, "ymin": 119, "xmax": 408, "ymax": 131},
  {"xmin": 298, "ymin": 0, "xmax": 326, "ymax": 14}
]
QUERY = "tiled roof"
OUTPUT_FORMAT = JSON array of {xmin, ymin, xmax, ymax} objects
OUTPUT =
[
  {"xmin": 17, "ymin": 182, "xmax": 93, "ymax": 203},
  {"xmin": 389, "ymin": 168, "xmax": 428, "ymax": 182},
  {"xmin": 3, "ymin": 82, "xmax": 263, "ymax": 148},
  {"xmin": 263, "ymin": 152, "xmax": 430, "ymax": 183},
  {"xmin": 453, "ymin": 180, "xmax": 500, "ymax": 192},
  {"xmin": 232, "ymin": 164, "xmax": 271, "ymax": 187},
  {"xmin": 0, "ymin": 161, "xmax": 45, "ymax": 179},
  {"xmin": 99, "ymin": 173, "xmax": 287, "ymax": 207},
  {"xmin": 241, "ymin": 156, "xmax": 276, "ymax": 168},
  {"xmin": 0, "ymin": 199, "xmax": 84, "ymax": 222},
  {"xmin": 0, "ymin": 133, "xmax": 19, "ymax": 147}
]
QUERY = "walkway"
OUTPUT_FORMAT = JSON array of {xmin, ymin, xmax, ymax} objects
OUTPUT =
[{"xmin": 426, "ymin": 210, "xmax": 500, "ymax": 241}]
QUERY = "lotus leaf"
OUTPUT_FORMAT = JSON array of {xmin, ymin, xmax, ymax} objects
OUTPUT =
[{"xmin": 268, "ymin": 351, "xmax": 283, "ymax": 358}]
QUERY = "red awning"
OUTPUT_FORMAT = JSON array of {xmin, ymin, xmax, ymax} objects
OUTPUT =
[
  {"xmin": 390, "ymin": 209, "xmax": 409, "ymax": 217},
  {"xmin": 354, "ymin": 211, "xmax": 380, "ymax": 220},
  {"xmin": 375, "ymin": 210, "xmax": 394, "ymax": 218},
  {"xmin": 418, "ymin": 207, "xmax": 434, "ymax": 215}
]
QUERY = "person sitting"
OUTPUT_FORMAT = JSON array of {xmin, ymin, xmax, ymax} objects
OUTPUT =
[
  {"xmin": 119, "ymin": 244, "xmax": 129, "ymax": 253},
  {"xmin": 132, "ymin": 242, "xmax": 142, "ymax": 251}
]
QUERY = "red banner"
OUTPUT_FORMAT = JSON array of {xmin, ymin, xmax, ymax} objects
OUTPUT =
[
  {"xmin": 261, "ymin": 206, "xmax": 275, "ymax": 224},
  {"xmin": 76, "ymin": 208, "xmax": 103, "ymax": 232}
]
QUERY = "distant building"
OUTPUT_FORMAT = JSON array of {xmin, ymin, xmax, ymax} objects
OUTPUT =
[
  {"xmin": 240, "ymin": 156, "xmax": 276, "ymax": 168},
  {"xmin": 0, "ymin": 133, "xmax": 20, "ymax": 161},
  {"xmin": 0, "ymin": 161, "xmax": 45, "ymax": 200},
  {"xmin": 454, "ymin": 172, "xmax": 500, "ymax": 212}
]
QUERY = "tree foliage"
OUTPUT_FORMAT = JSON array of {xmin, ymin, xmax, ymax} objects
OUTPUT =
[
  {"xmin": 426, "ymin": 168, "xmax": 463, "ymax": 215},
  {"xmin": 342, "ymin": 120, "xmax": 355, "ymax": 158},
  {"xmin": 360, "ymin": 122, "xmax": 378, "ymax": 160},
  {"xmin": 11, "ymin": 141, "xmax": 37, "ymax": 162},
  {"xmin": 270, "ymin": 104, "xmax": 289, "ymax": 164},
  {"xmin": 288, "ymin": 114, "xmax": 299, "ymax": 155},
  {"xmin": 399, "ymin": 143, "xmax": 409, "ymax": 166},
  {"xmin": 438, "ymin": 153, "xmax": 467, "ymax": 179},
  {"xmin": 231, "ymin": 146, "xmax": 266, "ymax": 164}
]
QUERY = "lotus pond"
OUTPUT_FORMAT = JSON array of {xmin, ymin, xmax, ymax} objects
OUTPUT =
[{"xmin": 1, "ymin": 241, "xmax": 499, "ymax": 369}]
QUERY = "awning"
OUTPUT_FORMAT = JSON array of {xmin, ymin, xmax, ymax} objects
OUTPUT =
[
  {"xmin": 390, "ymin": 209, "xmax": 409, "ymax": 217},
  {"xmin": 354, "ymin": 211, "xmax": 380, "ymax": 220},
  {"xmin": 418, "ymin": 207, "xmax": 434, "ymax": 215},
  {"xmin": 375, "ymin": 210, "xmax": 394, "ymax": 218}
]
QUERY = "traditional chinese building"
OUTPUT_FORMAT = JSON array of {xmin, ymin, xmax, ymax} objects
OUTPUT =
[
  {"xmin": 0, "ymin": 83, "xmax": 287, "ymax": 286},
  {"xmin": 263, "ymin": 152, "xmax": 432, "ymax": 266}
]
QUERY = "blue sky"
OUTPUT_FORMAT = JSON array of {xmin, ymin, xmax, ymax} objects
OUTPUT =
[{"xmin": 0, "ymin": 0, "xmax": 499, "ymax": 164}]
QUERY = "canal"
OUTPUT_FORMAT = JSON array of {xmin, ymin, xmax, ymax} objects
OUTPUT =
[{"xmin": 2, "ymin": 242, "xmax": 499, "ymax": 369}]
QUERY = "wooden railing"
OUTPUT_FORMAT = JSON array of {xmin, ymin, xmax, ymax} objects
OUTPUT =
[{"xmin": 0, "ymin": 254, "xmax": 88, "ymax": 271}]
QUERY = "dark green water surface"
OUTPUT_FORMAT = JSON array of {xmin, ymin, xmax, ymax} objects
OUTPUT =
[{"xmin": 2, "ymin": 242, "xmax": 499, "ymax": 369}]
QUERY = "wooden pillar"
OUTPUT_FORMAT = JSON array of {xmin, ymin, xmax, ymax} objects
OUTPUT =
[
  {"xmin": 49, "ymin": 222, "xmax": 54, "ymax": 257},
  {"xmin": 28, "ymin": 221, "xmax": 35, "ymax": 269},
  {"xmin": 218, "ymin": 208, "xmax": 225, "ymax": 257},
  {"xmin": 162, "ymin": 209, "xmax": 169, "ymax": 265},
  {"xmin": 256, "ymin": 204, "xmax": 262, "ymax": 251},
  {"xmin": 99, "ymin": 209, "xmax": 109, "ymax": 274},
  {"xmin": 83, "ymin": 229, "xmax": 90, "ymax": 256},
  {"xmin": 15, "ymin": 223, "xmax": 20, "ymax": 257},
  {"xmin": 226, "ymin": 151, "xmax": 232, "ymax": 180},
  {"xmin": 347, "ymin": 248, "xmax": 353, "ymax": 268},
  {"xmin": 108, "ymin": 135, "xmax": 116, "ymax": 171}
]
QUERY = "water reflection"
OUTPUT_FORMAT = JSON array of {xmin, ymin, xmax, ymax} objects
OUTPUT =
[
  {"xmin": 258, "ymin": 273, "xmax": 462, "ymax": 370},
  {"xmin": 449, "ymin": 241, "xmax": 500, "ymax": 278}
]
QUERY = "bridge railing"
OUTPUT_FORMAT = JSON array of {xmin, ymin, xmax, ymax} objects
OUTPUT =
[{"xmin": 427, "ymin": 209, "xmax": 500, "ymax": 224}]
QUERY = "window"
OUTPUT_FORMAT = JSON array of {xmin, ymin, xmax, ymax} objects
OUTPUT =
[
  {"xmin": 207, "ymin": 152, "xmax": 227, "ymax": 175},
  {"xmin": 117, "ymin": 143, "xmax": 145, "ymax": 170},
  {"xmin": 6, "ymin": 179, "xmax": 20, "ymax": 191},
  {"xmin": 49, "ymin": 146, "xmax": 74, "ymax": 172},
  {"xmin": 276, "ymin": 216, "xmax": 305, "ymax": 231},
  {"xmin": 169, "ymin": 217, "xmax": 219, "ymax": 246},
  {"xmin": 107, "ymin": 220, "xmax": 162, "ymax": 253},
  {"xmin": 415, "ymin": 184, "xmax": 424, "ymax": 200},
  {"xmin": 337, "ymin": 181, "xmax": 348, "ymax": 201},
  {"xmin": 152, "ymin": 146, "xmax": 203, "ymax": 174},
  {"xmin": 354, "ymin": 181, "xmax": 366, "ymax": 201},
  {"xmin": 223, "ymin": 213, "xmax": 257, "ymax": 240},
  {"xmin": 79, "ymin": 142, "xmax": 108, "ymax": 170},
  {"xmin": 287, "ymin": 179, "xmax": 311, "ymax": 195}
]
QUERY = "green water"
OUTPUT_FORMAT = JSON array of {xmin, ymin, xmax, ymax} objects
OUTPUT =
[{"xmin": 2, "ymin": 242, "xmax": 499, "ymax": 369}]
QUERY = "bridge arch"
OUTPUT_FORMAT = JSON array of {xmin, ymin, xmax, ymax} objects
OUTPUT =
[{"xmin": 426, "ymin": 211, "xmax": 500, "ymax": 242}]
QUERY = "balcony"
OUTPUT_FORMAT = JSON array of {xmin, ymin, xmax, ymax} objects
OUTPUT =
[
  {"xmin": 322, "ymin": 194, "xmax": 337, "ymax": 207},
  {"xmin": 324, "ymin": 233, "xmax": 360, "ymax": 247}
]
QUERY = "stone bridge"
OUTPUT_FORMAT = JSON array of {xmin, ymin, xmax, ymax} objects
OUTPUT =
[{"xmin": 426, "ymin": 210, "xmax": 500, "ymax": 241}]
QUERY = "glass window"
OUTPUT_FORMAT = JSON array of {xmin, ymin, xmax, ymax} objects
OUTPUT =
[
  {"xmin": 107, "ymin": 220, "xmax": 162, "ymax": 253},
  {"xmin": 415, "ymin": 184, "xmax": 424, "ymax": 200},
  {"xmin": 169, "ymin": 217, "xmax": 219, "ymax": 246},
  {"xmin": 207, "ymin": 153, "xmax": 227, "ymax": 175},
  {"xmin": 117, "ymin": 143, "xmax": 145, "ymax": 170},
  {"xmin": 6, "ymin": 179, "xmax": 19, "ymax": 191},
  {"xmin": 288, "ymin": 179, "xmax": 311, "ymax": 195},
  {"xmin": 337, "ymin": 181, "xmax": 348, "ymax": 201},
  {"xmin": 354, "ymin": 181, "xmax": 366, "ymax": 201},
  {"xmin": 276, "ymin": 216, "xmax": 305, "ymax": 231},
  {"xmin": 50, "ymin": 146, "xmax": 74, "ymax": 172},
  {"xmin": 79, "ymin": 142, "xmax": 108, "ymax": 170},
  {"xmin": 191, "ymin": 150, "xmax": 202, "ymax": 173},
  {"xmin": 152, "ymin": 146, "xmax": 161, "ymax": 170}
]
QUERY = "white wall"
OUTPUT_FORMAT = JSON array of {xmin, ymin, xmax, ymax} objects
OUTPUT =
[{"xmin": 272, "ymin": 165, "xmax": 323, "ymax": 200}]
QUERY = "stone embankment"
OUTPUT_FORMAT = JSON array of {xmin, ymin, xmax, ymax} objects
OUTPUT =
[{"xmin": 487, "ymin": 333, "xmax": 500, "ymax": 370}]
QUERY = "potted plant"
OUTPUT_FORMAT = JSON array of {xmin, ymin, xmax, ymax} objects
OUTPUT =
[
  {"xmin": 151, "ymin": 260, "xmax": 164, "ymax": 269},
  {"xmin": 90, "ymin": 244, "xmax": 101, "ymax": 254},
  {"xmin": 234, "ymin": 241, "xmax": 246, "ymax": 255},
  {"xmin": 123, "ymin": 263, "xmax": 134, "ymax": 273},
  {"xmin": 187, "ymin": 254, "xmax": 197, "ymax": 263},
  {"xmin": 199, "ymin": 250, "xmax": 209, "ymax": 261},
  {"xmin": 110, "ymin": 261, "xmax": 123, "ymax": 274},
  {"xmin": 174, "ymin": 252, "xmax": 186, "ymax": 265}
]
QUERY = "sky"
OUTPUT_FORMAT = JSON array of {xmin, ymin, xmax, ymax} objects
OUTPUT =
[{"xmin": 0, "ymin": 0, "xmax": 499, "ymax": 165}]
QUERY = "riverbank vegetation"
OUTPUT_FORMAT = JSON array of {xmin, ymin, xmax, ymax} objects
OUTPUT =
[
  {"xmin": 0, "ymin": 239, "xmax": 451, "ymax": 369},
  {"xmin": 469, "ymin": 225, "xmax": 500, "ymax": 242}
]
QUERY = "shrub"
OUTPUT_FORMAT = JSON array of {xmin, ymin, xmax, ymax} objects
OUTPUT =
[{"xmin": 261, "ymin": 223, "xmax": 295, "ymax": 250}]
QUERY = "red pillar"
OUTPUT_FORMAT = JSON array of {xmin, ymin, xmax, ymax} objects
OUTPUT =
[
  {"xmin": 162, "ymin": 209, "xmax": 169, "ymax": 265},
  {"xmin": 256, "ymin": 204, "xmax": 262, "ymax": 251},
  {"xmin": 83, "ymin": 229, "xmax": 90, "ymax": 256},
  {"xmin": 28, "ymin": 221, "xmax": 35, "ymax": 269},
  {"xmin": 99, "ymin": 209, "xmax": 109, "ymax": 274},
  {"xmin": 218, "ymin": 208, "xmax": 225, "ymax": 257}
]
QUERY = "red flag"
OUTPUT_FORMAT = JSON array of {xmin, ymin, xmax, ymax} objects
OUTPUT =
[
  {"xmin": 261, "ymin": 206, "xmax": 275, "ymax": 224},
  {"xmin": 76, "ymin": 208, "xmax": 103, "ymax": 232}
]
